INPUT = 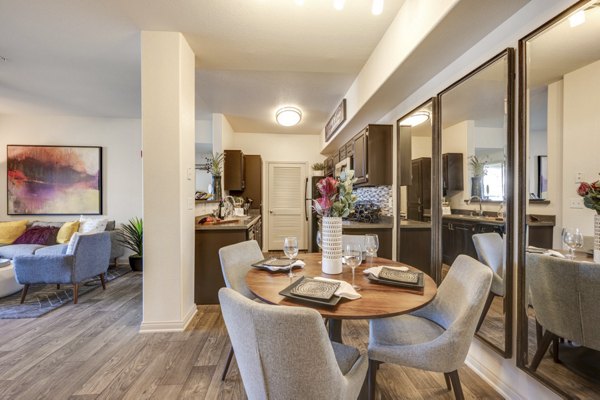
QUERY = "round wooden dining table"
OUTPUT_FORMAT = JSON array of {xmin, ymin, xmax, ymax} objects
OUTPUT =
[{"xmin": 246, "ymin": 253, "xmax": 437, "ymax": 342}]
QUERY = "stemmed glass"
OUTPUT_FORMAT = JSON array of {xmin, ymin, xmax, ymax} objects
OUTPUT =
[
  {"xmin": 562, "ymin": 228, "xmax": 583, "ymax": 259},
  {"xmin": 364, "ymin": 234, "xmax": 379, "ymax": 266},
  {"xmin": 344, "ymin": 243, "xmax": 363, "ymax": 290},
  {"xmin": 283, "ymin": 237, "xmax": 299, "ymax": 279}
]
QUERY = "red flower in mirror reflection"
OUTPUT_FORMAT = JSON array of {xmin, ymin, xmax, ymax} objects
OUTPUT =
[{"xmin": 577, "ymin": 175, "xmax": 600, "ymax": 214}]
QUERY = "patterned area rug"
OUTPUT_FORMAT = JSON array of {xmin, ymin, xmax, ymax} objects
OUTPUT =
[{"xmin": 0, "ymin": 266, "xmax": 131, "ymax": 319}]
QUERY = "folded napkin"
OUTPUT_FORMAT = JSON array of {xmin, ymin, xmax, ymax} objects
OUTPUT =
[
  {"xmin": 363, "ymin": 265, "xmax": 409, "ymax": 278},
  {"xmin": 313, "ymin": 277, "xmax": 361, "ymax": 300},
  {"xmin": 543, "ymin": 250, "xmax": 566, "ymax": 258},
  {"xmin": 262, "ymin": 259, "xmax": 306, "ymax": 272}
]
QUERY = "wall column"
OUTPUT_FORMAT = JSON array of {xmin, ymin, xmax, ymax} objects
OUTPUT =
[{"xmin": 140, "ymin": 31, "xmax": 196, "ymax": 332}]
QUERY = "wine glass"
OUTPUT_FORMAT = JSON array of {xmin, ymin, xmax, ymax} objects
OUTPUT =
[
  {"xmin": 364, "ymin": 234, "xmax": 379, "ymax": 266},
  {"xmin": 283, "ymin": 237, "xmax": 299, "ymax": 279},
  {"xmin": 562, "ymin": 228, "xmax": 583, "ymax": 259},
  {"xmin": 344, "ymin": 243, "xmax": 363, "ymax": 290}
]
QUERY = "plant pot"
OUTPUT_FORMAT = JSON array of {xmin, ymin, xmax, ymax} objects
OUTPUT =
[
  {"xmin": 212, "ymin": 175, "xmax": 222, "ymax": 201},
  {"xmin": 321, "ymin": 216, "xmax": 343, "ymax": 274},
  {"xmin": 471, "ymin": 176, "xmax": 484, "ymax": 198},
  {"xmin": 129, "ymin": 255, "xmax": 143, "ymax": 272}
]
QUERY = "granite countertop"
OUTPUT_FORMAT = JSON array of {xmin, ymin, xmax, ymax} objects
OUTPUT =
[
  {"xmin": 399, "ymin": 219, "xmax": 431, "ymax": 229},
  {"xmin": 342, "ymin": 216, "xmax": 393, "ymax": 229},
  {"xmin": 195, "ymin": 215, "xmax": 261, "ymax": 231},
  {"xmin": 442, "ymin": 214, "xmax": 505, "ymax": 225}
]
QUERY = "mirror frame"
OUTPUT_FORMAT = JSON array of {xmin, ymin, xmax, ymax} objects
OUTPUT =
[
  {"xmin": 396, "ymin": 98, "xmax": 441, "ymax": 283},
  {"xmin": 435, "ymin": 48, "xmax": 515, "ymax": 358},
  {"xmin": 516, "ymin": 0, "xmax": 591, "ymax": 394}
]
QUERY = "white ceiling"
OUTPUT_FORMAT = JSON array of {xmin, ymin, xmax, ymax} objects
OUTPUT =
[{"xmin": 0, "ymin": 0, "xmax": 405, "ymax": 134}]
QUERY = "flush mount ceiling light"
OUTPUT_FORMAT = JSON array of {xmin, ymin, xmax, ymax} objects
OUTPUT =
[
  {"xmin": 399, "ymin": 111, "xmax": 430, "ymax": 127},
  {"xmin": 276, "ymin": 107, "xmax": 302, "ymax": 127},
  {"xmin": 372, "ymin": 0, "xmax": 384, "ymax": 15},
  {"xmin": 333, "ymin": 0, "xmax": 345, "ymax": 11}
]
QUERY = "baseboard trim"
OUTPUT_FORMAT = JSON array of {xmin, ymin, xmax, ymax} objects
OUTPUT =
[
  {"xmin": 466, "ymin": 354, "xmax": 522, "ymax": 400},
  {"xmin": 139, "ymin": 304, "xmax": 198, "ymax": 333}
]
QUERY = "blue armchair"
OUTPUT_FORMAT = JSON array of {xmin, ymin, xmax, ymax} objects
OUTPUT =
[{"xmin": 13, "ymin": 232, "xmax": 111, "ymax": 304}]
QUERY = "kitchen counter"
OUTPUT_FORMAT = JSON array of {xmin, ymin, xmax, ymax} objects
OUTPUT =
[
  {"xmin": 443, "ymin": 214, "xmax": 504, "ymax": 225},
  {"xmin": 195, "ymin": 215, "xmax": 261, "ymax": 231},
  {"xmin": 399, "ymin": 219, "xmax": 431, "ymax": 229},
  {"xmin": 342, "ymin": 216, "xmax": 393, "ymax": 230}
]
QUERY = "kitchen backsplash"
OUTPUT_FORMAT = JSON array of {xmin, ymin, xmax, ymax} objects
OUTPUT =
[{"xmin": 354, "ymin": 186, "xmax": 393, "ymax": 216}]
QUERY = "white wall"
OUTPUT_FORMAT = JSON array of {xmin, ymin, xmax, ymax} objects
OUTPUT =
[
  {"xmin": 0, "ymin": 115, "xmax": 142, "ymax": 225},
  {"xmin": 141, "ymin": 31, "xmax": 196, "ymax": 332},
  {"xmin": 562, "ymin": 59, "xmax": 600, "ymax": 237}
]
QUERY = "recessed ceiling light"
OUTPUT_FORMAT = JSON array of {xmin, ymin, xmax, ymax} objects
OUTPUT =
[
  {"xmin": 295, "ymin": 0, "xmax": 304, "ymax": 5},
  {"xmin": 333, "ymin": 0, "xmax": 345, "ymax": 11},
  {"xmin": 399, "ymin": 111, "xmax": 430, "ymax": 127},
  {"xmin": 372, "ymin": 0, "xmax": 384, "ymax": 15},
  {"xmin": 276, "ymin": 107, "xmax": 302, "ymax": 127}
]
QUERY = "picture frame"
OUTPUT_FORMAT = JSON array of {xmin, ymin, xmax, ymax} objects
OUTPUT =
[
  {"xmin": 325, "ymin": 99, "xmax": 346, "ymax": 141},
  {"xmin": 7, "ymin": 145, "xmax": 103, "ymax": 215}
]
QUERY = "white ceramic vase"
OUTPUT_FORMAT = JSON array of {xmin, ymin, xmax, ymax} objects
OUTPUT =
[
  {"xmin": 594, "ymin": 214, "xmax": 600, "ymax": 264},
  {"xmin": 321, "ymin": 216, "xmax": 343, "ymax": 274}
]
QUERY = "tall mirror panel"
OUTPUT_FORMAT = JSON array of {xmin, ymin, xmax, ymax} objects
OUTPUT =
[
  {"xmin": 518, "ymin": 1, "xmax": 600, "ymax": 397},
  {"xmin": 397, "ymin": 101, "xmax": 434, "ymax": 277},
  {"xmin": 438, "ymin": 50, "xmax": 514, "ymax": 357}
]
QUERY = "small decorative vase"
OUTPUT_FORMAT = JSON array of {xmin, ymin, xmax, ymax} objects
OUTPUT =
[
  {"xmin": 321, "ymin": 216, "xmax": 343, "ymax": 274},
  {"xmin": 594, "ymin": 214, "xmax": 600, "ymax": 264},
  {"xmin": 471, "ymin": 176, "xmax": 483, "ymax": 198},
  {"xmin": 212, "ymin": 175, "xmax": 222, "ymax": 201}
]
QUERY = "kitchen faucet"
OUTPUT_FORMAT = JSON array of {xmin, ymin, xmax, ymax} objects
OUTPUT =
[{"xmin": 468, "ymin": 196, "xmax": 484, "ymax": 216}]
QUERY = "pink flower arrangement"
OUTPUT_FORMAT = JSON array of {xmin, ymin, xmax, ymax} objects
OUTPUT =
[
  {"xmin": 577, "ymin": 174, "xmax": 600, "ymax": 214},
  {"xmin": 312, "ymin": 171, "xmax": 357, "ymax": 218}
]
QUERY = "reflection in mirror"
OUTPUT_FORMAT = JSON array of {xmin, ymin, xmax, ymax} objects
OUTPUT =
[
  {"xmin": 396, "ymin": 101, "xmax": 434, "ymax": 278},
  {"xmin": 439, "ymin": 50, "xmax": 513, "ymax": 357},
  {"xmin": 195, "ymin": 143, "xmax": 215, "ymax": 200},
  {"xmin": 519, "ymin": 1, "xmax": 600, "ymax": 397}
]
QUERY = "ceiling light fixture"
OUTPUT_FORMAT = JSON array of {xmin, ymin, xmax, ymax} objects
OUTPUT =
[
  {"xmin": 333, "ymin": 0, "xmax": 345, "ymax": 11},
  {"xmin": 372, "ymin": 0, "xmax": 384, "ymax": 15},
  {"xmin": 569, "ymin": 9, "xmax": 586, "ymax": 27},
  {"xmin": 399, "ymin": 111, "xmax": 430, "ymax": 127},
  {"xmin": 295, "ymin": 0, "xmax": 304, "ymax": 5},
  {"xmin": 276, "ymin": 107, "xmax": 302, "ymax": 127}
]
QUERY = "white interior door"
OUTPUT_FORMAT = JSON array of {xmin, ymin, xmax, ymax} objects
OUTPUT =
[{"xmin": 267, "ymin": 162, "xmax": 307, "ymax": 251}]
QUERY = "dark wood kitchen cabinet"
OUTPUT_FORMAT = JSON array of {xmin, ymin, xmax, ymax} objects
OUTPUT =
[
  {"xmin": 353, "ymin": 124, "xmax": 392, "ymax": 186},
  {"xmin": 224, "ymin": 150, "xmax": 245, "ymax": 191},
  {"xmin": 442, "ymin": 219, "xmax": 477, "ymax": 265},
  {"xmin": 242, "ymin": 155, "xmax": 262, "ymax": 210},
  {"xmin": 407, "ymin": 157, "xmax": 431, "ymax": 221},
  {"xmin": 442, "ymin": 153, "xmax": 463, "ymax": 195}
]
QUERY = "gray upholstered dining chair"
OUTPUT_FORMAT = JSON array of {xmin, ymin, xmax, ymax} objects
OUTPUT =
[
  {"xmin": 367, "ymin": 255, "xmax": 492, "ymax": 400},
  {"xmin": 13, "ymin": 232, "xmax": 111, "ymax": 304},
  {"xmin": 218, "ymin": 239, "xmax": 265, "ymax": 381},
  {"xmin": 526, "ymin": 253, "xmax": 600, "ymax": 371},
  {"xmin": 219, "ymin": 287, "xmax": 368, "ymax": 400},
  {"xmin": 472, "ymin": 232, "xmax": 505, "ymax": 331}
]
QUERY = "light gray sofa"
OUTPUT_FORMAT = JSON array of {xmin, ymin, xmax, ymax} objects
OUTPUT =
[{"xmin": 0, "ymin": 220, "xmax": 124, "ymax": 266}]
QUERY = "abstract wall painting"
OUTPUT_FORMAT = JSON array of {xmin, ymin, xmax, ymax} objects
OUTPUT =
[{"xmin": 7, "ymin": 145, "xmax": 102, "ymax": 215}]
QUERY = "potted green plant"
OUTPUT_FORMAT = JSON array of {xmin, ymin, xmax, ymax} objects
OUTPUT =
[
  {"xmin": 119, "ymin": 217, "xmax": 143, "ymax": 271},
  {"xmin": 469, "ymin": 156, "xmax": 486, "ymax": 198},
  {"xmin": 311, "ymin": 162, "xmax": 326, "ymax": 176},
  {"xmin": 204, "ymin": 152, "xmax": 225, "ymax": 201}
]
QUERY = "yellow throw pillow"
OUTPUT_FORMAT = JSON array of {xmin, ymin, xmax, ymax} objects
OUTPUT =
[
  {"xmin": 0, "ymin": 220, "xmax": 28, "ymax": 244},
  {"xmin": 56, "ymin": 221, "xmax": 80, "ymax": 244}
]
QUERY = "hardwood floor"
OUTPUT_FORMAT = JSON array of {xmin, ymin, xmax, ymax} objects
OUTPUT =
[{"xmin": 0, "ymin": 271, "xmax": 502, "ymax": 399}]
